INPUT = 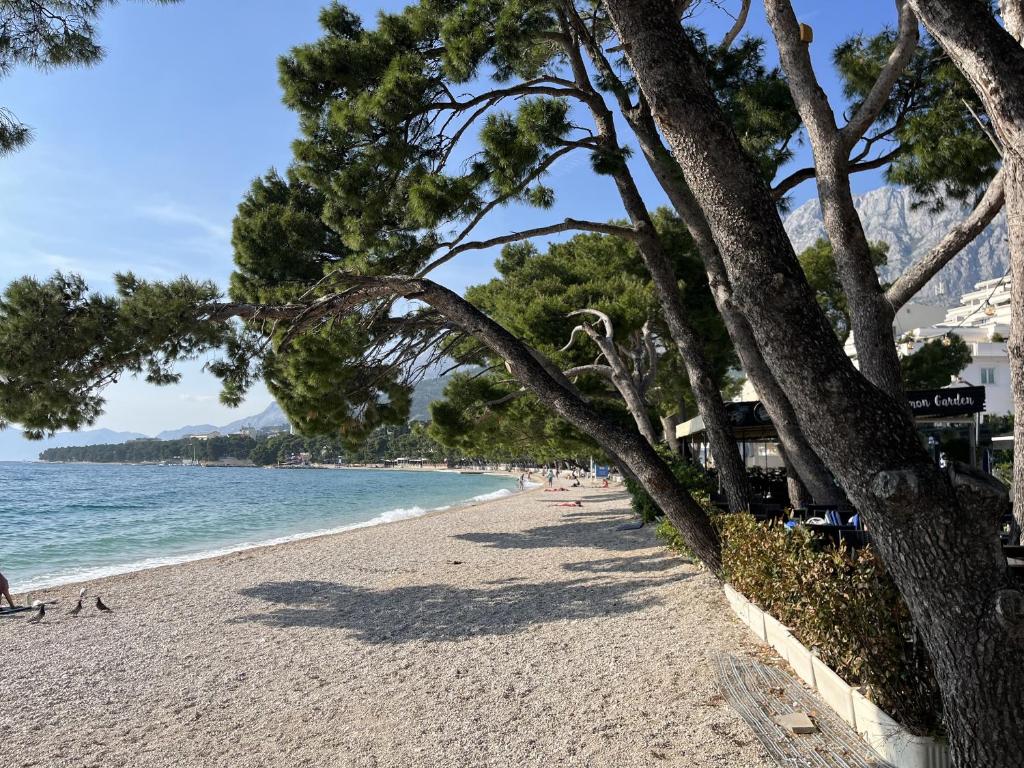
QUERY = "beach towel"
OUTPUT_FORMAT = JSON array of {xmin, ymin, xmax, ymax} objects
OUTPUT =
[{"xmin": 0, "ymin": 606, "xmax": 34, "ymax": 618}]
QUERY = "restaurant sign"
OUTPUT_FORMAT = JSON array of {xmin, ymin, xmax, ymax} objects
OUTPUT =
[
  {"xmin": 905, "ymin": 386, "xmax": 986, "ymax": 417},
  {"xmin": 725, "ymin": 401, "xmax": 773, "ymax": 429}
]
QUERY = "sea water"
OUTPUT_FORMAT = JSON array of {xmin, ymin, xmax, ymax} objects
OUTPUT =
[{"xmin": 0, "ymin": 462, "xmax": 517, "ymax": 592}]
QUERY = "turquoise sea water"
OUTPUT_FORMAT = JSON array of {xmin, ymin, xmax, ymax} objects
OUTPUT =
[{"xmin": 0, "ymin": 462, "xmax": 517, "ymax": 592}]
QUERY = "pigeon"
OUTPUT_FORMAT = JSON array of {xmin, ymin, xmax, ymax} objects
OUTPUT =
[
  {"xmin": 28, "ymin": 603, "xmax": 45, "ymax": 624},
  {"xmin": 95, "ymin": 596, "xmax": 112, "ymax": 613},
  {"xmin": 69, "ymin": 599, "xmax": 83, "ymax": 616}
]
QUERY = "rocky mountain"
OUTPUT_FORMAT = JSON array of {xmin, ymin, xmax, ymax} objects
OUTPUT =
[
  {"xmin": 154, "ymin": 402, "xmax": 289, "ymax": 440},
  {"xmin": 784, "ymin": 186, "xmax": 1007, "ymax": 303}
]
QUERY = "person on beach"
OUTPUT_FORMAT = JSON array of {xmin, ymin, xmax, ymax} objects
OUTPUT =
[
  {"xmin": 0, "ymin": 568, "xmax": 16, "ymax": 609},
  {"xmin": 547, "ymin": 468, "xmax": 554, "ymax": 487}
]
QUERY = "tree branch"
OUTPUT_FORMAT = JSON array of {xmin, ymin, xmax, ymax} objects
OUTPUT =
[
  {"xmin": 886, "ymin": 169, "xmax": 1006, "ymax": 310},
  {"xmin": 840, "ymin": 0, "xmax": 920, "ymax": 151},
  {"xmin": 567, "ymin": 308, "xmax": 615, "ymax": 339},
  {"xmin": 421, "ymin": 218, "xmax": 637, "ymax": 277},
  {"xmin": 772, "ymin": 145, "xmax": 905, "ymax": 199},
  {"xmin": 720, "ymin": 0, "xmax": 752, "ymax": 51}
]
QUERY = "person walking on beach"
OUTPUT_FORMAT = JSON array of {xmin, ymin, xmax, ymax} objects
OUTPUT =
[
  {"xmin": 0, "ymin": 568, "xmax": 17, "ymax": 609},
  {"xmin": 547, "ymin": 467, "xmax": 554, "ymax": 487}
]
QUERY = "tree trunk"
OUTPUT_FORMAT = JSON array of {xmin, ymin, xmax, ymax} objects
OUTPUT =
[
  {"xmin": 661, "ymin": 412, "xmax": 681, "ymax": 454},
  {"xmin": 561, "ymin": 35, "xmax": 751, "ymax": 513},
  {"xmin": 375, "ymin": 276, "xmax": 724, "ymax": 572},
  {"xmin": 603, "ymin": 2, "xmax": 1024, "ymax": 762},
  {"xmin": 628, "ymin": 209, "xmax": 751, "ymax": 513},
  {"xmin": 1007, "ymin": 157, "xmax": 1024, "ymax": 536},
  {"xmin": 778, "ymin": 443, "xmax": 812, "ymax": 509},
  {"xmin": 764, "ymin": 0, "xmax": 904, "ymax": 396},
  {"xmin": 623, "ymin": 110, "xmax": 845, "ymax": 505},
  {"xmin": 611, "ymin": 366, "xmax": 660, "ymax": 446}
]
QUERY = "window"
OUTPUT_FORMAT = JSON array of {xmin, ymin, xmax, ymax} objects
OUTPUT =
[{"xmin": 981, "ymin": 367, "xmax": 996, "ymax": 385}]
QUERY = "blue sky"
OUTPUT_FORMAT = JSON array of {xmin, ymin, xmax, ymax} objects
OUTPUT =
[{"xmin": 0, "ymin": 0, "xmax": 899, "ymax": 438}]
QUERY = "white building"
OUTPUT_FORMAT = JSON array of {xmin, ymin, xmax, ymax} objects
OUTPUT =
[{"xmin": 894, "ymin": 278, "xmax": 1012, "ymax": 416}]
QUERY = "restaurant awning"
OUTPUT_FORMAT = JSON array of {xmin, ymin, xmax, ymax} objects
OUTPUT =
[{"xmin": 679, "ymin": 384, "xmax": 987, "ymax": 440}]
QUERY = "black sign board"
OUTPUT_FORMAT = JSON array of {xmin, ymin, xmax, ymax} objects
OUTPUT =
[
  {"xmin": 725, "ymin": 401, "xmax": 773, "ymax": 429},
  {"xmin": 905, "ymin": 386, "xmax": 986, "ymax": 417}
]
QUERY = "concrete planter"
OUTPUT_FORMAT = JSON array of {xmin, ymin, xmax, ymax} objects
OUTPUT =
[
  {"xmin": 811, "ymin": 654, "xmax": 858, "ymax": 729},
  {"xmin": 719, "ymin": 583, "xmax": 950, "ymax": 768},
  {"xmin": 743, "ymin": 601, "xmax": 767, "ymax": 642},
  {"xmin": 852, "ymin": 690, "xmax": 950, "ymax": 768},
  {"xmin": 723, "ymin": 584, "xmax": 748, "ymax": 623},
  {"xmin": 782, "ymin": 633, "xmax": 816, "ymax": 689},
  {"xmin": 763, "ymin": 613, "xmax": 793, "ymax": 661}
]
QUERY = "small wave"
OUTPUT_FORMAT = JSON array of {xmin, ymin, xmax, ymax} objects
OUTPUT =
[
  {"xmin": 467, "ymin": 488, "xmax": 514, "ymax": 503},
  {"xmin": 13, "ymin": 504, "xmax": 441, "ymax": 592},
  {"xmin": 12, "ymin": 479, "xmax": 520, "ymax": 592}
]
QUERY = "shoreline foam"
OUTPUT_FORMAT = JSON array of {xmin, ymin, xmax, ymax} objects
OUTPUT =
[{"xmin": 10, "ymin": 474, "xmax": 527, "ymax": 594}]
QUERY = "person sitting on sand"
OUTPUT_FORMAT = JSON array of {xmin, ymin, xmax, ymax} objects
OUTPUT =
[{"xmin": 0, "ymin": 568, "xmax": 16, "ymax": 609}]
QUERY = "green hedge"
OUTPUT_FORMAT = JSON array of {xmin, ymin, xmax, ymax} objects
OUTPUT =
[
  {"xmin": 624, "ymin": 450, "xmax": 715, "ymax": 523},
  {"xmin": 656, "ymin": 513, "xmax": 942, "ymax": 737}
]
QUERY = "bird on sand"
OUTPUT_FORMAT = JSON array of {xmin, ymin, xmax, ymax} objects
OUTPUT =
[
  {"xmin": 69, "ymin": 599, "xmax": 83, "ymax": 616},
  {"xmin": 79, "ymin": 587, "xmax": 87, "ymax": 600},
  {"xmin": 95, "ymin": 596, "xmax": 112, "ymax": 613},
  {"xmin": 28, "ymin": 602, "xmax": 45, "ymax": 624}
]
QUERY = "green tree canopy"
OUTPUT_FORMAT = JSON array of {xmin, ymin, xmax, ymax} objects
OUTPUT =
[
  {"xmin": 428, "ymin": 207, "xmax": 737, "ymax": 458},
  {"xmin": 900, "ymin": 334, "xmax": 973, "ymax": 390},
  {"xmin": 798, "ymin": 238, "xmax": 889, "ymax": 343}
]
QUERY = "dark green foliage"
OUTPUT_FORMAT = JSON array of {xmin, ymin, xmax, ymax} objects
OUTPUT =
[
  {"xmin": 428, "ymin": 209, "xmax": 737, "ymax": 456},
  {"xmin": 37, "ymin": 420, "xmax": 454, "ymax": 465},
  {"xmin": 716, "ymin": 514, "xmax": 942, "ymax": 736},
  {"xmin": 0, "ymin": 1, "xmax": 179, "ymax": 154},
  {"xmin": 261, "ymin": 321, "xmax": 413, "ymax": 449},
  {"xmin": 797, "ymin": 238, "xmax": 889, "ymax": 342},
  {"xmin": 900, "ymin": 334, "xmax": 973, "ymax": 389},
  {"xmin": 230, "ymin": 169, "xmax": 347, "ymax": 304},
  {"xmin": 834, "ymin": 30, "xmax": 999, "ymax": 208},
  {"xmin": 625, "ymin": 448, "xmax": 715, "ymax": 524},
  {"xmin": 0, "ymin": 272, "xmax": 226, "ymax": 437},
  {"xmin": 428, "ymin": 371, "xmax": 599, "ymax": 461}
]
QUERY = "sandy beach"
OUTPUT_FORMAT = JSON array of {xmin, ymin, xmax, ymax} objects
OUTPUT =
[{"xmin": 2, "ymin": 484, "xmax": 772, "ymax": 768}]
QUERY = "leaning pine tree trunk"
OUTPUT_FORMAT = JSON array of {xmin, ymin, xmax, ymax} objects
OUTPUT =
[
  {"xmin": 603, "ymin": 2, "xmax": 1024, "ymax": 763},
  {"xmin": 1008, "ymin": 156, "xmax": 1024, "ymax": 541}
]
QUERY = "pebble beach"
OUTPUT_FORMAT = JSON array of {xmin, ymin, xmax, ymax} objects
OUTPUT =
[{"xmin": 1, "ymin": 484, "xmax": 773, "ymax": 768}]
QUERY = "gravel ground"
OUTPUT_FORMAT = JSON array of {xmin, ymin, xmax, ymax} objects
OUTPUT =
[{"xmin": 1, "ymin": 484, "xmax": 773, "ymax": 768}]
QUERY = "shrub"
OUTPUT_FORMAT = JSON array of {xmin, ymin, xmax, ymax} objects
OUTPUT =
[
  {"xmin": 664, "ymin": 513, "xmax": 943, "ymax": 736},
  {"xmin": 624, "ymin": 449, "xmax": 715, "ymax": 523}
]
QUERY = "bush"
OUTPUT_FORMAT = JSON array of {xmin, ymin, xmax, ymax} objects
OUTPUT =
[
  {"xmin": 624, "ymin": 449, "xmax": 715, "ymax": 523},
  {"xmin": 664, "ymin": 513, "xmax": 943, "ymax": 736}
]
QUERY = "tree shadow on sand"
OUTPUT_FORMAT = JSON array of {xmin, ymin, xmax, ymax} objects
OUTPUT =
[
  {"xmin": 233, "ymin": 571, "xmax": 688, "ymax": 644},
  {"xmin": 562, "ymin": 554, "xmax": 685, "ymax": 574},
  {"xmin": 452, "ymin": 515, "xmax": 649, "ymax": 553}
]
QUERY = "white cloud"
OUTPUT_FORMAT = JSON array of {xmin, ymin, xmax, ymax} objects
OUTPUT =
[
  {"xmin": 136, "ymin": 202, "xmax": 231, "ymax": 242},
  {"xmin": 178, "ymin": 393, "xmax": 219, "ymax": 404}
]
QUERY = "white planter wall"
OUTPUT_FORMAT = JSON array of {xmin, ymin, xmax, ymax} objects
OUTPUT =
[{"xmin": 722, "ymin": 585, "xmax": 950, "ymax": 768}]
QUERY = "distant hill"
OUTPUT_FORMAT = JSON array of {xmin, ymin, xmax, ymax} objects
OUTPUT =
[
  {"xmin": 784, "ymin": 185, "xmax": 1007, "ymax": 303},
  {"xmin": 4, "ymin": 376, "xmax": 458, "ymax": 461},
  {"xmin": 410, "ymin": 377, "xmax": 450, "ymax": 421},
  {"xmin": 0, "ymin": 428, "xmax": 148, "ymax": 462}
]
